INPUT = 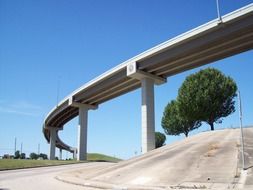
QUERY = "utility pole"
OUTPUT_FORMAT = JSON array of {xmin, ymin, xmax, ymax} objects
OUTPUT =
[
  {"xmin": 21, "ymin": 142, "xmax": 23, "ymax": 154},
  {"xmin": 14, "ymin": 137, "xmax": 17, "ymax": 155},
  {"xmin": 238, "ymin": 90, "xmax": 246, "ymax": 170},
  {"xmin": 38, "ymin": 143, "xmax": 40, "ymax": 155}
]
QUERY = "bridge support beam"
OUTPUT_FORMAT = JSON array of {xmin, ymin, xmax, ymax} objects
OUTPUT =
[
  {"xmin": 141, "ymin": 78, "xmax": 155, "ymax": 153},
  {"xmin": 126, "ymin": 62, "xmax": 166, "ymax": 154},
  {"xmin": 59, "ymin": 148, "xmax": 62, "ymax": 160},
  {"xmin": 68, "ymin": 97, "xmax": 97, "ymax": 161},
  {"xmin": 77, "ymin": 106, "xmax": 88, "ymax": 161},
  {"xmin": 49, "ymin": 128, "xmax": 57, "ymax": 160},
  {"xmin": 73, "ymin": 148, "xmax": 77, "ymax": 160}
]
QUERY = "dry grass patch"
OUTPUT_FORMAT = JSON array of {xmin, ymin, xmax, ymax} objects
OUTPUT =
[{"xmin": 204, "ymin": 143, "xmax": 220, "ymax": 157}]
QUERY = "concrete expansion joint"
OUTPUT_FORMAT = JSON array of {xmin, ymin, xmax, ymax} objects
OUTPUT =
[
  {"xmin": 127, "ymin": 62, "xmax": 167, "ymax": 85},
  {"xmin": 68, "ymin": 96, "xmax": 98, "ymax": 110}
]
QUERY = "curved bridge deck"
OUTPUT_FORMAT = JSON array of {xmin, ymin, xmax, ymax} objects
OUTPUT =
[{"xmin": 43, "ymin": 4, "xmax": 253, "ymax": 159}]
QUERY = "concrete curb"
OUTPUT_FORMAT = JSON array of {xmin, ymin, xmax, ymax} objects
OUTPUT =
[
  {"xmin": 55, "ymin": 175, "xmax": 169, "ymax": 190},
  {"xmin": 56, "ymin": 174, "xmax": 249, "ymax": 190},
  {"xmin": 56, "ymin": 174, "xmax": 239, "ymax": 190}
]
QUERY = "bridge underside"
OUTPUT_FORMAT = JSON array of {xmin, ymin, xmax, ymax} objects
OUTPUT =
[{"xmin": 43, "ymin": 4, "xmax": 253, "ymax": 160}]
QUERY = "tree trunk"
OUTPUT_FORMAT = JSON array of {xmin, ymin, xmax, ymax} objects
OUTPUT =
[
  {"xmin": 210, "ymin": 122, "xmax": 214, "ymax": 131},
  {"xmin": 184, "ymin": 131, "xmax": 188, "ymax": 137}
]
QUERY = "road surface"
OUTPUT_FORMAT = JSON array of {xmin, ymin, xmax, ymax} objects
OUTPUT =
[
  {"xmin": 0, "ymin": 162, "xmax": 112, "ymax": 190},
  {"xmin": 1, "ymin": 128, "xmax": 252, "ymax": 190},
  {"xmin": 57, "ymin": 128, "xmax": 253, "ymax": 189}
]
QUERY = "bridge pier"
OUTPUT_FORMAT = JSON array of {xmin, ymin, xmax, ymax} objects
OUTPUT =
[
  {"xmin": 127, "ymin": 62, "xmax": 166, "ymax": 154},
  {"xmin": 77, "ymin": 106, "xmax": 88, "ymax": 161},
  {"xmin": 59, "ymin": 148, "xmax": 62, "ymax": 160},
  {"xmin": 68, "ymin": 97, "xmax": 97, "ymax": 161},
  {"xmin": 49, "ymin": 128, "xmax": 57, "ymax": 160},
  {"xmin": 72, "ymin": 148, "xmax": 77, "ymax": 160},
  {"xmin": 141, "ymin": 78, "xmax": 155, "ymax": 153}
]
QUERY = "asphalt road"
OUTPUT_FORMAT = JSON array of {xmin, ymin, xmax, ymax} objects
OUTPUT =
[{"xmin": 0, "ymin": 162, "xmax": 112, "ymax": 190}]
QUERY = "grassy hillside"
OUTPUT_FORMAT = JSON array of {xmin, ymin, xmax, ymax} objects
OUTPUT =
[
  {"xmin": 0, "ymin": 159, "xmax": 80, "ymax": 170},
  {"xmin": 87, "ymin": 153, "xmax": 121, "ymax": 162},
  {"xmin": 0, "ymin": 153, "xmax": 121, "ymax": 170}
]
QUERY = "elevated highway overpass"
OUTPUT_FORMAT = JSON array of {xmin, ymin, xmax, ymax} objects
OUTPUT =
[{"xmin": 43, "ymin": 3, "xmax": 253, "ymax": 160}]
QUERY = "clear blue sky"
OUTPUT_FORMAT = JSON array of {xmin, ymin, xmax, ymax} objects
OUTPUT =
[{"xmin": 0, "ymin": 0, "xmax": 253, "ymax": 159}]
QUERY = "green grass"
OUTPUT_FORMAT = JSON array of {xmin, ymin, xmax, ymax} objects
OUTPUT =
[
  {"xmin": 0, "ymin": 153, "xmax": 121, "ymax": 170},
  {"xmin": 0, "ymin": 159, "xmax": 81, "ymax": 170},
  {"xmin": 87, "ymin": 153, "xmax": 121, "ymax": 162}
]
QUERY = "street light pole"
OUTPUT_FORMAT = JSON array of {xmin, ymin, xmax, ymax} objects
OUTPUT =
[
  {"xmin": 238, "ymin": 90, "xmax": 246, "ymax": 170},
  {"xmin": 21, "ymin": 142, "xmax": 23, "ymax": 154},
  {"xmin": 14, "ymin": 137, "xmax": 17, "ymax": 155},
  {"xmin": 216, "ymin": 0, "xmax": 222, "ymax": 22},
  {"xmin": 38, "ymin": 143, "xmax": 40, "ymax": 155}
]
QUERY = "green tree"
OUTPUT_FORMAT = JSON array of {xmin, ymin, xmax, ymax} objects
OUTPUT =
[
  {"xmin": 155, "ymin": 132, "xmax": 166, "ymax": 148},
  {"xmin": 162, "ymin": 100, "xmax": 201, "ymax": 137},
  {"xmin": 30, "ymin": 152, "xmax": 38, "ymax": 160},
  {"xmin": 178, "ymin": 68, "xmax": 237, "ymax": 131},
  {"xmin": 14, "ymin": 150, "xmax": 20, "ymax": 159},
  {"xmin": 39, "ymin": 153, "xmax": 48, "ymax": 160},
  {"xmin": 20, "ymin": 153, "xmax": 26, "ymax": 159}
]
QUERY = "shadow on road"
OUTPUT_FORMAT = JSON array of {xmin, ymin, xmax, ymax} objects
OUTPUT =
[{"xmin": 245, "ymin": 165, "xmax": 253, "ymax": 170}]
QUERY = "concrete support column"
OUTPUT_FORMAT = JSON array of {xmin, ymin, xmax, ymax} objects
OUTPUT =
[
  {"xmin": 59, "ymin": 149, "xmax": 62, "ymax": 160},
  {"xmin": 49, "ymin": 128, "xmax": 57, "ymax": 160},
  {"xmin": 73, "ymin": 148, "xmax": 77, "ymax": 160},
  {"xmin": 77, "ymin": 106, "xmax": 88, "ymax": 161},
  {"xmin": 141, "ymin": 78, "xmax": 155, "ymax": 153}
]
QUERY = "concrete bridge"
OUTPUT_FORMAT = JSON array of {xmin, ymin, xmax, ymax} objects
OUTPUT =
[{"xmin": 43, "ymin": 4, "xmax": 253, "ymax": 160}]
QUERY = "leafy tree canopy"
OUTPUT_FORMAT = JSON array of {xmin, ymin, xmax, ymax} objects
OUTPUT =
[
  {"xmin": 39, "ymin": 153, "xmax": 48, "ymax": 160},
  {"xmin": 30, "ymin": 152, "xmax": 38, "ymax": 160},
  {"xmin": 14, "ymin": 150, "xmax": 20, "ymax": 159},
  {"xmin": 178, "ymin": 68, "xmax": 237, "ymax": 130},
  {"xmin": 162, "ymin": 100, "xmax": 201, "ymax": 137},
  {"xmin": 20, "ymin": 153, "xmax": 26, "ymax": 159},
  {"xmin": 155, "ymin": 132, "xmax": 166, "ymax": 148}
]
